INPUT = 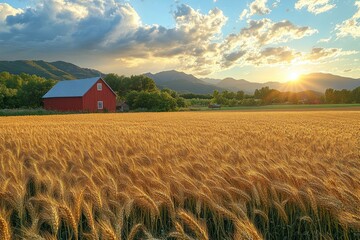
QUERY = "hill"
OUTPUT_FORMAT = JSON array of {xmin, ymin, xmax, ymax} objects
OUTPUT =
[
  {"xmin": 280, "ymin": 73, "xmax": 360, "ymax": 92},
  {"xmin": 0, "ymin": 60, "xmax": 103, "ymax": 80},
  {"xmin": 214, "ymin": 73, "xmax": 360, "ymax": 93},
  {"xmin": 148, "ymin": 71, "xmax": 359, "ymax": 94},
  {"xmin": 215, "ymin": 78, "xmax": 266, "ymax": 94},
  {"xmin": 144, "ymin": 70, "xmax": 224, "ymax": 94}
]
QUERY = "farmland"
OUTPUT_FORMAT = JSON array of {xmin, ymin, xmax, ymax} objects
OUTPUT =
[{"xmin": 0, "ymin": 111, "xmax": 360, "ymax": 239}]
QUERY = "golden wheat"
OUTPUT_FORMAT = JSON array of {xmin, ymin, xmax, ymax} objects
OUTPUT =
[{"xmin": 0, "ymin": 111, "xmax": 359, "ymax": 239}]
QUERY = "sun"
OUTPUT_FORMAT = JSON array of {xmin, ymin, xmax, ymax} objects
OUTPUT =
[{"xmin": 288, "ymin": 72, "xmax": 300, "ymax": 82}]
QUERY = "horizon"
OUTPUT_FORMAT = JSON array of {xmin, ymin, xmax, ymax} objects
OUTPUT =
[
  {"xmin": 146, "ymin": 69, "xmax": 359, "ymax": 84},
  {"xmin": 1, "ymin": 59, "xmax": 358, "ymax": 84},
  {"xmin": 0, "ymin": 0, "xmax": 360, "ymax": 83}
]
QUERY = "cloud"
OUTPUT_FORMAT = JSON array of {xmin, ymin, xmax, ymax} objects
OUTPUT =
[
  {"xmin": 220, "ymin": 19, "xmax": 318, "ymax": 68},
  {"xmin": 272, "ymin": 0, "xmax": 281, "ymax": 8},
  {"xmin": 250, "ymin": 0, "xmax": 271, "ymax": 16},
  {"xmin": 317, "ymin": 37, "xmax": 331, "ymax": 43},
  {"xmin": 303, "ymin": 47, "xmax": 357, "ymax": 61},
  {"xmin": 295, "ymin": 0, "xmax": 335, "ymax": 14},
  {"xmin": 0, "ymin": 0, "xmax": 350, "ymax": 76},
  {"xmin": 0, "ymin": 3, "xmax": 23, "ymax": 32},
  {"xmin": 0, "ymin": 1, "xmax": 227, "ymax": 75},
  {"xmin": 239, "ymin": 0, "xmax": 271, "ymax": 20},
  {"xmin": 336, "ymin": 1, "xmax": 360, "ymax": 38},
  {"xmin": 222, "ymin": 46, "xmax": 357, "ymax": 69},
  {"xmin": 223, "ymin": 18, "xmax": 317, "ymax": 51},
  {"xmin": 239, "ymin": 9, "xmax": 248, "ymax": 20},
  {"xmin": 246, "ymin": 47, "xmax": 300, "ymax": 65}
]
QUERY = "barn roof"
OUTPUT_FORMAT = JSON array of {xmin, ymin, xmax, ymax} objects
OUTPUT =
[{"xmin": 43, "ymin": 77, "xmax": 102, "ymax": 98}]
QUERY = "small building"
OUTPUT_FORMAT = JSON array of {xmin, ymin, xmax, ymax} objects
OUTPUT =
[
  {"xmin": 117, "ymin": 101, "xmax": 129, "ymax": 112},
  {"xmin": 208, "ymin": 103, "xmax": 221, "ymax": 109},
  {"xmin": 42, "ymin": 77, "xmax": 116, "ymax": 112}
]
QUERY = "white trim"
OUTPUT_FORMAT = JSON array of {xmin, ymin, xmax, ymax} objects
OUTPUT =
[
  {"xmin": 98, "ymin": 78, "xmax": 117, "ymax": 96},
  {"xmin": 97, "ymin": 101, "xmax": 103, "ymax": 110},
  {"xmin": 97, "ymin": 83, "xmax": 102, "ymax": 91}
]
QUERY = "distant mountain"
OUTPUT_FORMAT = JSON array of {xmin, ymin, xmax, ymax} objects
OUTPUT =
[
  {"xmin": 200, "ymin": 77, "xmax": 222, "ymax": 85},
  {"xmin": 216, "ymin": 78, "xmax": 263, "ymax": 94},
  {"xmin": 215, "ymin": 73, "xmax": 360, "ymax": 93},
  {"xmin": 144, "ymin": 70, "xmax": 224, "ymax": 94},
  {"xmin": 145, "ymin": 70, "xmax": 360, "ymax": 94},
  {"xmin": 0, "ymin": 60, "xmax": 103, "ymax": 80},
  {"xmin": 280, "ymin": 73, "xmax": 360, "ymax": 92}
]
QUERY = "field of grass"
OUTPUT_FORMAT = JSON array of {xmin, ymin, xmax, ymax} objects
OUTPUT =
[
  {"xmin": 0, "ymin": 111, "xmax": 360, "ymax": 239},
  {"xmin": 0, "ymin": 109, "xmax": 62, "ymax": 116},
  {"xmin": 192, "ymin": 104, "xmax": 360, "ymax": 112}
]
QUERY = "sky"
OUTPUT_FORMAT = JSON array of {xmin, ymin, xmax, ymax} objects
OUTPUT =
[{"xmin": 0, "ymin": 0, "xmax": 359, "ymax": 83}]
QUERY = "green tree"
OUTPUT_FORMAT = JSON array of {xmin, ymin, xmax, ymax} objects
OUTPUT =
[
  {"xmin": 235, "ymin": 91, "xmax": 245, "ymax": 100},
  {"xmin": 105, "ymin": 74, "xmax": 157, "ymax": 97},
  {"xmin": 126, "ymin": 75, "xmax": 157, "ymax": 94},
  {"xmin": 104, "ymin": 73, "xmax": 125, "ymax": 93},
  {"xmin": 254, "ymin": 87, "xmax": 271, "ymax": 100},
  {"xmin": 176, "ymin": 97, "xmax": 187, "ymax": 108},
  {"xmin": 325, "ymin": 88, "xmax": 335, "ymax": 103},
  {"xmin": 352, "ymin": 86, "xmax": 360, "ymax": 103},
  {"xmin": 18, "ymin": 75, "xmax": 56, "ymax": 107}
]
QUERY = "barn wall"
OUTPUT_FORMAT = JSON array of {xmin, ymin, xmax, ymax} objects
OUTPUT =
[
  {"xmin": 43, "ymin": 97, "xmax": 83, "ymax": 111},
  {"xmin": 83, "ymin": 79, "xmax": 116, "ymax": 112}
]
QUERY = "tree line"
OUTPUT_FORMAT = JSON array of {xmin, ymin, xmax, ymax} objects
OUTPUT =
[
  {"xmin": 0, "ymin": 72, "xmax": 56, "ymax": 108},
  {"xmin": 1, "ymin": 71, "xmax": 359, "ymax": 111},
  {"xmin": 209, "ymin": 86, "xmax": 360, "ymax": 106},
  {"xmin": 325, "ymin": 88, "xmax": 360, "ymax": 104},
  {"xmin": 104, "ymin": 73, "xmax": 186, "ymax": 111}
]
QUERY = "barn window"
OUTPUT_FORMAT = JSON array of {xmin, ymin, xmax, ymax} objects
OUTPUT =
[
  {"xmin": 97, "ymin": 83, "xmax": 102, "ymax": 91},
  {"xmin": 97, "ymin": 101, "xmax": 103, "ymax": 110}
]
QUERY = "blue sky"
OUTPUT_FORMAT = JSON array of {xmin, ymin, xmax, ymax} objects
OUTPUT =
[{"xmin": 0, "ymin": 0, "xmax": 359, "ymax": 82}]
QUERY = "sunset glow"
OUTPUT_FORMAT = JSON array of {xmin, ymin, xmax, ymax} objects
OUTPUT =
[{"xmin": 288, "ymin": 72, "xmax": 300, "ymax": 82}]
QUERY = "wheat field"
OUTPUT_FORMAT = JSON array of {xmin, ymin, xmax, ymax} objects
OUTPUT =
[{"xmin": 0, "ymin": 111, "xmax": 359, "ymax": 240}]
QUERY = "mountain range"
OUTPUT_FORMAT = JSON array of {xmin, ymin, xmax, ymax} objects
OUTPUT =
[
  {"xmin": 147, "ymin": 71, "xmax": 360, "ymax": 94},
  {"xmin": 144, "ymin": 70, "xmax": 223, "ymax": 94},
  {"xmin": 1, "ymin": 60, "xmax": 359, "ymax": 94},
  {"xmin": 0, "ymin": 60, "xmax": 102, "ymax": 80}
]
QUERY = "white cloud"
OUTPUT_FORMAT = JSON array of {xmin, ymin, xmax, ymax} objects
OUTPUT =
[
  {"xmin": 239, "ymin": 0, "xmax": 271, "ymax": 20},
  {"xmin": 336, "ymin": 1, "xmax": 360, "ymax": 38},
  {"xmin": 224, "ymin": 18, "xmax": 317, "ymax": 50},
  {"xmin": 272, "ymin": 0, "xmax": 281, "ymax": 8},
  {"xmin": 220, "ymin": 18, "xmax": 317, "ymax": 68},
  {"xmin": 295, "ymin": 0, "xmax": 335, "ymax": 14},
  {"xmin": 317, "ymin": 37, "xmax": 331, "ymax": 43},
  {"xmin": 246, "ymin": 47, "xmax": 300, "ymax": 65},
  {"xmin": 239, "ymin": 9, "xmax": 248, "ymax": 20},
  {"xmin": 250, "ymin": 0, "xmax": 271, "ymax": 16},
  {"xmin": 237, "ymin": 47, "xmax": 357, "ymax": 67},
  {"xmin": 303, "ymin": 47, "xmax": 357, "ymax": 62}
]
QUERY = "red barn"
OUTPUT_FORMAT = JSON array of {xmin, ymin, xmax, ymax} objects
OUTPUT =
[{"xmin": 42, "ymin": 77, "xmax": 116, "ymax": 112}]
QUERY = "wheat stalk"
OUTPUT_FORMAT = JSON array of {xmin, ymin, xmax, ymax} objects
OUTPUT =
[
  {"xmin": 177, "ymin": 209, "xmax": 208, "ymax": 240},
  {"xmin": 0, "ymin": 215, "xmax": 10, "ymax": 240}
]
